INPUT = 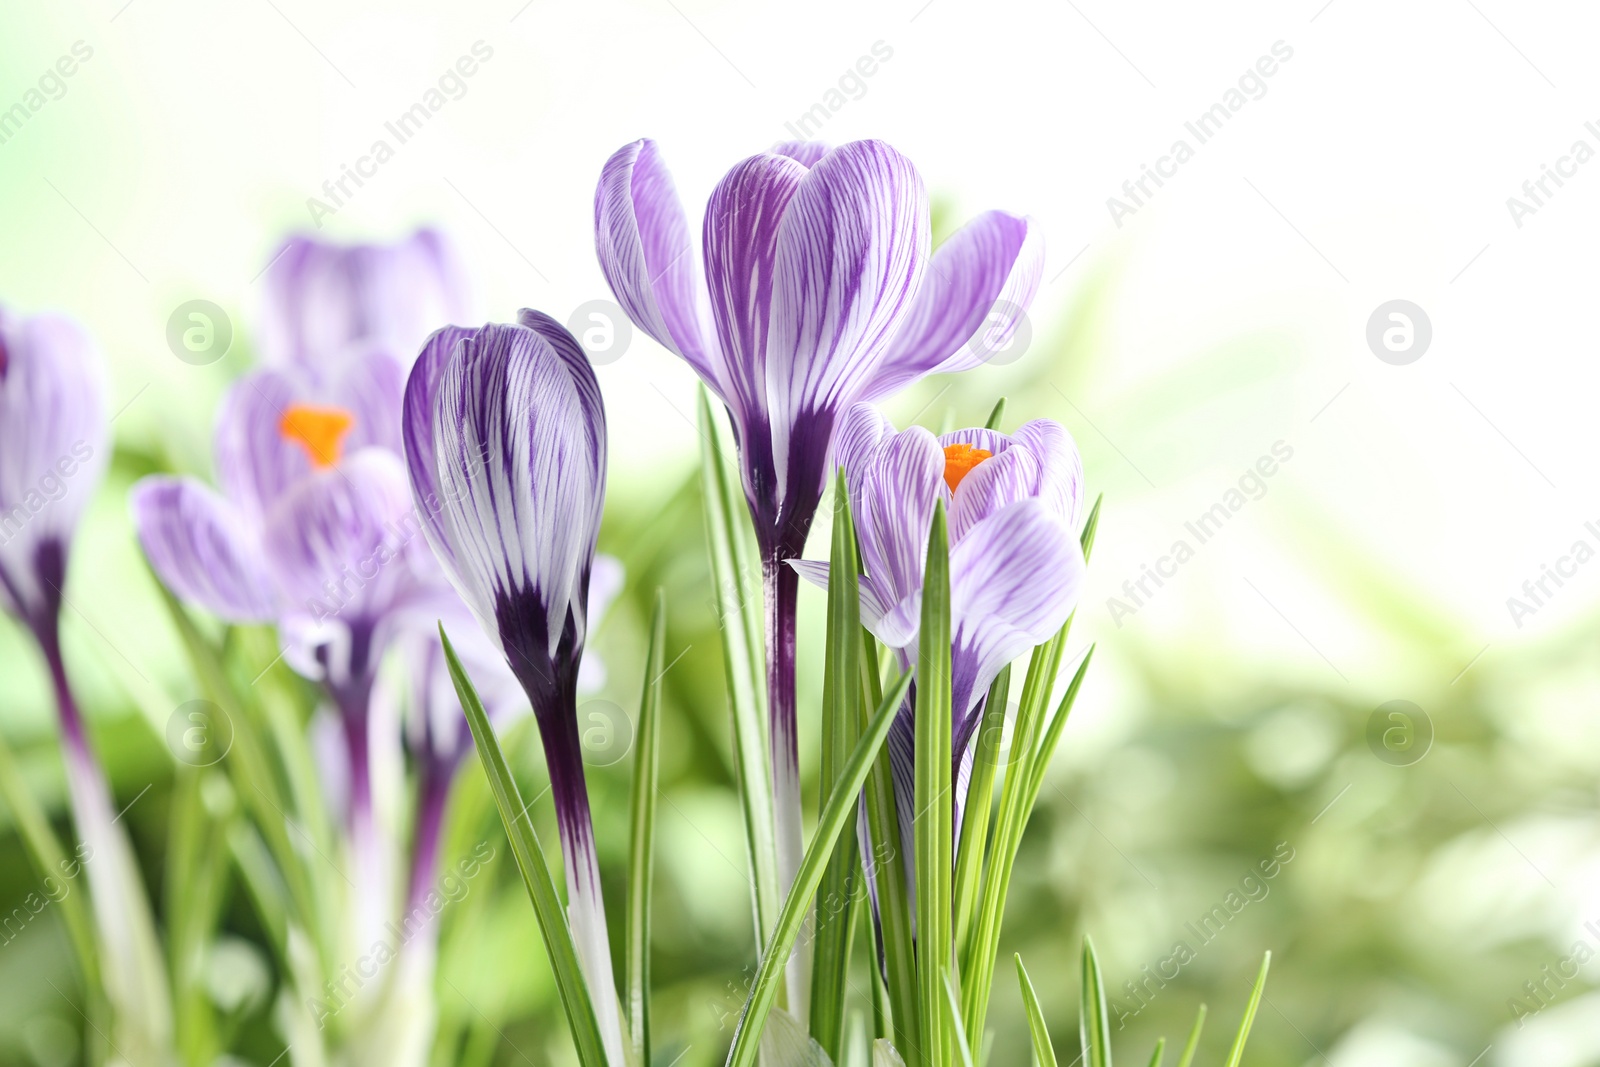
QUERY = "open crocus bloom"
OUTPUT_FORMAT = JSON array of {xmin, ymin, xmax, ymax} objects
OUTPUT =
[
  {"xmin": 793, "ymin": 401, "xmax": 1087, "ymax": 764},
  {"xmin": 132, "ymin": 350, "xmax": 445, "ymax": 808},
  {"xmin": 257, "ymin": 228, "xmax": 469, "ymax": 373},
  {"xmin": 401, "ymin": 310, "xmax": 626, "ymax": 1065},
  {"xmin": 595, "ymin": 136, "xmax": 1044, "ymax": 897}
]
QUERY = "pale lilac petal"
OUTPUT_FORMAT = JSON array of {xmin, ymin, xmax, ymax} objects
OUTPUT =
[
  {"xmin": 770, "ymin": 141, "xmax": 831, "ymax": 168},
  {"xmin": 331, "ymin": 349, "xmax": 407, "ymax": 456},
  {"xmin": 831, "ymin": 402, "xmax": 892, "ymax": 490},
  {"xmin": 213, "ymin": 368, "xmax": 311, "ymax": 521},
  {"xmin": 258, "ymin": 228, "xmax": 471, "ymax": 373},
  {"xmin": 260, "ymin": 448, "xmax": 420, "ymax": 625},
  {"xmin": 587, "ymin": 553, "xmax": 625, "ymax": 625},
  {"xmin": 948, "ymin": 499, "xmax": 1083, "ymax": 738},
  {"xmin": 853, "ymin": 424, "xmax": 943, "ymax": 620},
  {"xmin": 863, "ymin": 211, "xmax": 1044, "ymax": 400},
  {"xmin": 703, "ymin": 152, "xmax": 809, "ymax": 423},
  {"xmin": 787, "ymin": 557, "xmax": 894, "ymax": 631},
  {"xmin": 766, "ymin": 140, "xmax": 929, "ymax": 506},
  {"xmin": 594, "ymin": 140, "xmax": 722, "ymax": 389},
  {"xmin": 130, "ymin": 477, "xmax": 278, "ymax": 621}
]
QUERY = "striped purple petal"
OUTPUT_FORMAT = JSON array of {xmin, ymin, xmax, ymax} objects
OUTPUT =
[
  {"xmin": 130, "ymin": 477, "xmax": 278, "ymax": 621},
  {"xmin": 0, "ymin": 309, "xmax": 108, "ymax": 625},
  {"xmin": 403, "ymin": 325, "xmax": 477, "ymax": 575},
  {"xmin": 942, "ymin": 418, "xmax": 1084, "ymax": 540},
  {"xmin": 212, "ymin": 368, "xmax": 311, "ymax": 522},
  {"xmin": 594, "ymin": 140, "xmax": 723, "ymax": 390},
  {"xmin": 769, "ymin": 140, "xmax": 831, "ymax": 168},
  {"xmin": 864, "ymin": 211, "xmax": 1044, "ymax": 400}
]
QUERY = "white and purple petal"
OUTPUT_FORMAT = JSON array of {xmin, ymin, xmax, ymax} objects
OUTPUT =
[
  {"xmin": 864, "ymin": 211, "xmax": 1044, "ymax": 400},
  {"xmin": 594, "ymin": 140, "xmax": 723, "ymax": 390}
]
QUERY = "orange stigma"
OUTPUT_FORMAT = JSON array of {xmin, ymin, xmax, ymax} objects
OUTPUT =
[
  {"xmin": 279, "ymin": 404, "xmax": 355, "ymax": 468},
  {"xmin": 942, "ymin": 442, "xmax": 993, "ymax": 492}
]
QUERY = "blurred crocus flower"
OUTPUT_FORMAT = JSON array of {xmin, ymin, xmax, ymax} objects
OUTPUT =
[
  {"xmin": 792, "ymin": 403, "xmax": 1086, "ymax": 813},
  {"xmin": 132, "ymin": 350, "xmax": 445, "ymax": 849},
  {"xmin": 595, "ymin": 136, "xmax": 1043, "ymax": 885},
  {"xmin": 402, "ymin": 310, "xmax": 626, "ymax": 1063},
  {"xmin": 257, "ymin": 228, "xmax": 469, "ymax": 374},
  {"xmin": 0, "ymin": 306, "xmax": 173, "ymax": 1059}
]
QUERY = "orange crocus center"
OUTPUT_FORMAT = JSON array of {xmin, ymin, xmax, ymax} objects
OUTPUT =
[
  {"xmin": 279, "ymin": 403, "xmax": 355, "ymax": 468},
  {"xmin": 942, "ymin": 442, "xmax": 993, "ymax": 492}
]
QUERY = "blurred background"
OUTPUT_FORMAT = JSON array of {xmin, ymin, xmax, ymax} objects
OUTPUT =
[{"xmin": 2, "ymin": 0, "xmax": 1597, "ymax": 1064}]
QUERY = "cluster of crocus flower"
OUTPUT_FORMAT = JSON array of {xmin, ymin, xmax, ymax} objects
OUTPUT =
[{"xmin": 594, "ymin": 135, "xmax": 1045, "ymax": 910}]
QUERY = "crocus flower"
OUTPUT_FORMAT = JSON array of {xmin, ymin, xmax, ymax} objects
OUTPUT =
[
  {"xmin": 132, "ymin": 348, "xmax": 447, "ymax": 948},
  {"xmin": 595, "ymin": 136, "xmax": 1044, "ymax": 890},
  {"xmin": 401, "ymin": 310, "xmax": 625, "ymax": 1063},
  {"xmin": 792, "ymin": 403, "xmax": 1086, "ymax": 834},
  {"xmin": 257, "ymin": 228, "xmax": 469, "ymax": 374},
  {"xmin": 0, "ymin": 306, "xmax": 173, "ymax": 1058}
]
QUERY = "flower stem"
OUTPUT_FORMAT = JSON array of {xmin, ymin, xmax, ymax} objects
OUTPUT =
[{"xmin": 764, "ymin": 552, "xmax": 809, "ymax": 1016}]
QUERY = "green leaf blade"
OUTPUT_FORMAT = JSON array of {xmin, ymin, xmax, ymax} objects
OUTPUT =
[
  {"xmin": 1015, "ymin": 954, "xmax": 1059, "ymax": 1067},
  {"xmin": 625, "ymin": 591, "xmax": 667, "ymax": 1066}
]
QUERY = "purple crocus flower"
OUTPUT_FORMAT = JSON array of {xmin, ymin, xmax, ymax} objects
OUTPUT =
[
  {"xmin": 595, "ymin": 136, "xmax": 1044, "ymax": 892},
  {"xmin": 257, "ymin": 228, "xmax": 469, "ymax": 373},
  {"xmin": 401, "ymin": 310, "xmax": 625, "ymax": 1063},
  {"xmin": 0, "ymin": 306, "xmax": 173, "ymax": 1051},
  {"xmin": 792, "ymin": 402, "xmax": 1086, "ymax": 841}
]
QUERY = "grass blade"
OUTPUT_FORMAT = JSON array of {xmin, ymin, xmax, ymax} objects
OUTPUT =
[
  {"xmin": 1174, "ymin": 1005, "xmax": 1206, "ymax": 1067},
  {"xmin": 698, "ymin": 388, "xmax": 781, "ymax": 955},
  {"xmin": 811, "ymin": 470, "xmax": 863, "ymax": 1057},
  {"xmin": 625, "ymin": 591, "xmax": 666, "ymax": 1066},
  {"xmin": 725, "ymin": 669, "xmax": 913, "ymax": 1067},
  {"xmin": 1145, "ymin": 1039, "xmax": 1166, "ymax": 1067},
  {"xmin": 944, "ymin": 970, "xmax": 976, "ymax": 1067},
  {"xmin": 1015, "ymin": 955, "xmax": 1058, "ymax": 1067},
  {"xmin": 440, "ymin": 624, "xmax": 611, "ymax": 1067},
  {"xmin": 858, "ymin": 628, "xmax": 920, "ymax": 1058},
  {"xmin": 983, "ymin": 397, "xmax": 1007, "ymax": 431},
  {"xmin": 916, "ymin": 502, "xmax": 955, "ymax": 1064},
  {"xmin": 1222, "ymin": 954, "xmax": 1271, "ymax": 1067},
  {"xmin": 1080, "ymin": 937, "xmax": 1113, "ymax": 1067},
  {"xmin": 953, "ymin": 665, "xmax": 1009, "ymax": 966}
]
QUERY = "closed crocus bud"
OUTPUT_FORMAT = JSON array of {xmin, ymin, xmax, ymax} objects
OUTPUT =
[
  {"xmin": 257, "ymin": 228, "xmax": 469, "ymax": 374},
  {"xmin": 0, "ymin": 308, "xmax": 108, "ymax": 648},
  {"xmin": 402, "ymin": 309, "xmax": 624, "ymax": 1063}
]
